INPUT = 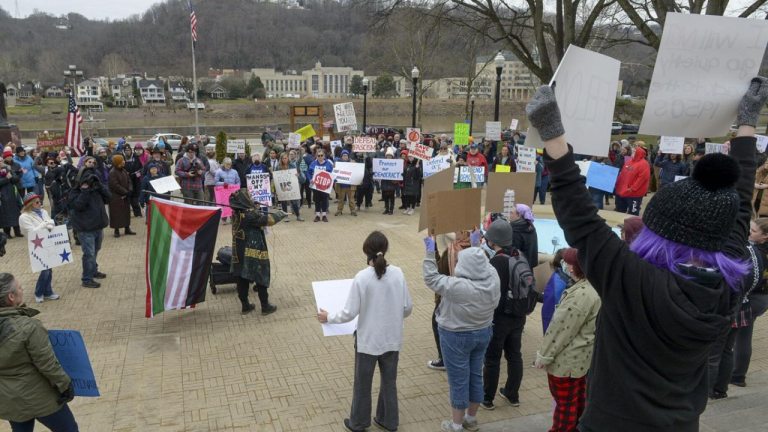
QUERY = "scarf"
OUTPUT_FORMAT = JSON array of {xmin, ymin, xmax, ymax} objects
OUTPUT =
[
  {"xmin": 447, "ymin": 232, "xmax": 472, "ymax": 276},
  {"xmin": 33, "ymin": 209, "xmax": 43, "ymax": 219}
]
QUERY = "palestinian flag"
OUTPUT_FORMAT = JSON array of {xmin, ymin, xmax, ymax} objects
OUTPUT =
[{"xmin": 146, "ymin": 197, "xmax": 221, "ymax": 318}]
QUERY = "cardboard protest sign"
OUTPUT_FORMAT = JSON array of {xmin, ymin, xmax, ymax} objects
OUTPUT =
[
  {"xmin": 310, "ymin": 167, "xmax": 335, "ymax": 194},
  {"xmin": 36, "ymin": 132, "xmax": 66, "ymax": 152},
  {"xmin": 312, "ymin": 279, "xmax": 357, "ymax": 336},
  {"xmin": 295, "ymin": 124, "xmax": 317, "ymax": 141},
  {"xmin": 427, "ymin": 189, "xmax": 482, "ymax": 235},
  {"xmin": 333, "ymin": 102, "xmax": 357, "ymax": 132},
  {"xmin": 372, "ymin": 158, "xmax": 404, "ymax": 181},
  {"xmin": 409, "ymin": 142, "xmax": 433, "ymax": 161},
  {"xmin": 227, "ymin": 139, "xmax": 246, "ymax": 153},
  {"xmin": 333, "ymin": 162, "xmax": 364, "ymax": 185},
  {"xmin": 585, "ymin": 163, "xmax": 620, "ymax": 193},
  {"xmin": 454, "ymin": 166, "xmax": 485, "ymax": 184},
  {"xmin": 517, "ymin": 146, "xmax": 537, "ymax": 173},
  {"xmin": 423, "ymin": 156, "xmax": 451, "ymax": 178},
  {"xmin": 49, "ymin": 330, "xmax": 99, "ymax": 397},
  {"xmin": 510, "ymin": 119, "xmax": 519, "ymax": 131},
  {"xmin": 757, "ymin": 135, "xmax": 768, "ymax": 152},
  {"xmin": 486, "ymin": 122, "xmax": 502, "ymax": 141},
  {"xmin": 214, "ymin": 186, "xmax": 237, "ymax": 218},
  {"xmin": 659, "ymin": 136, "xmax": 685, "ymax": 154},
  {"xmin": 353, "ymin": 137, "xmax": 377, "ymax": 153},
  {"xmin": 485, "ymin": 172, "xmax": 536, "ymax": 212},
  {"xmin": 454, "ymin": 123, "xmax": 470, "ymax": 146},
  {"xmin": 27, "ymin": 225, "xmax": 73, "ymax": 273},
  {"xmin": 706, "ymin": 143, "xmax": 725, "ymax": 154},
  {"xmin": 525, "ymin": 45, "xmax": 620, "ymax": 156},
  {"xmin": 640, "ymin": 13, "xmax": 768, "ymax": 138},
  {"xmin": 246, "ymin": 173, "xmax": 272, "ymax": 206},
  {"xmin": 533, "ymin": 263, "xmax": 553, "ymax": 294},
  {"xmin": 419, "ymin": 167, "xmax": 454, "ymax": 232},
  {"xmin": 288, "ymin": 133, "xmax": 302, "ymax": 149},
  {"xmin": 496, "ymin": 165, "xmax": 511, "ymax": 173},
  {"xmin": 273, "ymin": 169, "xmax": 301, "ymax": 201}
]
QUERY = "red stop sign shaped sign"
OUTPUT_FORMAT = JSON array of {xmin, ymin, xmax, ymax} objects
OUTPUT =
[
  {"xmin": 314, "ymin": 171, "xmax": 333, "ymax": 192},
  {"xmin": 408, "ymin": 130, "xmax": 421, "ymax": 143}
]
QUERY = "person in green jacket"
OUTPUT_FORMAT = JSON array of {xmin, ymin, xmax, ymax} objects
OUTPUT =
[{"xmin": 0, "ymin": 272, "xmax": 78, "ymax": 431}]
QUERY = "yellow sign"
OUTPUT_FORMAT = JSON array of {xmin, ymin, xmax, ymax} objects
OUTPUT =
[
  {"xmin": 295, "ymin": 125, "xmax": 316, "ymax": 141},
  {"xmin": 495, "ymin": 165, "xmax": 511, "ymax": 173}
]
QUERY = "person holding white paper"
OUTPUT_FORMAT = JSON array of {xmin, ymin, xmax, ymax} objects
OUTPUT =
[
  {"xmin": 317, "ymin": 231, "xmax": 412, "ymax": 432},
  {"xmin": 19, "ymin": 193, "xmax": 59, "ymax": 303},
  {"xmin": 654, "ymin": 151, "xmax": 688, "ymax": 189}
]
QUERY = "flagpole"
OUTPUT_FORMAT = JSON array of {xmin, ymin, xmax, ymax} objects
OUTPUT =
[{"xmin": 189, "ymin": 1, "xmax": 199, "ymax": 136}]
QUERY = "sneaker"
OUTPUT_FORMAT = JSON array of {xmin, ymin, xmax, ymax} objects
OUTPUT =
[
  {"xmin": 35, "ymin": 296, "xmax": 44, "ymax": 303},
  {"xmin": 427, "ymin": 358, "xmax": 446, "ymax": 370},
  {"xmin": 403, "ymin": 210, "xmax": 409, "ymax": 215},
  {"xmin": 44, "ymin": 294, "xmax": 60, "ymax": 300},
  {"xmin": 314, "ymin": 216, "xmax": 321, "ymax": 222},
  {"xmin": 335, "ymin": 211, "xmax": 342, "ymax": 216},
  {"xmin": 322, "ymin": 216, "xmax": 328, "ymax": 222},
  {"xmin": 297, "ymin": 216, "xmax": 305, "ymax": 222},
  {"xmin": 343, "ymin": 419, "xmax": 364, "ymax": 432},
  {"xmin": 365, "ymin": 207, "xmax": 369, "ymax": 212},
  {"xmin": 709, "ymin": 390, "xmax": 728, "ymax": 400},
  {"xmin": 440, "ymin": 420, "xmax": 462, "ymax": 431},
  {"xmin": 373, "ymin": 417, "xmax": 396, "ymax": 432},
  {"xmin": 82, "ymin": 280, "xmax": 101, "ymax": 288},
  {"xmin": 730, "ymin": 379, "xmax": 747, "ymax": 388},
  {"xmin": 261, "ymin": 304, "xmax": 278, "ymax": 316},
  {"xmin": 284, "ymin": 218, "xmax": 290, "ymax": 223},
  {"xmin": 499, "ymin": 388, "xmax": 520, "ymax": 406},
  {"xmin": 94, "ymin": 272, "xmax": 107, "ymax": 279},
  {"xmin": 480, "ymin": 400, "xmax": 495, "ymax": 410},
  {"xmin": 241, "ymin": 303, "xmax": 256, "ymax": 315},
  {"xmin": 351, "ymin": 211, "xmax": 357, "ymax": 216},
  {"xmin": 462, "ymin": 417, "xmax": 479, "ymax": 431},
  {"xmin": 383, "ymin": 209, "xmax": 389, "ymax": 215},
  {"xmin": 407, "ymin": 209, "xmax": 414, "ymax": 215},
  {"xmin": 387, "ymin": 211, "xmax": 393, "ymax": 215}
]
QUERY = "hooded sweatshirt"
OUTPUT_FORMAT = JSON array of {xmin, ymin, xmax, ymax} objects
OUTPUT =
[
  {"xmin": 615, "ymin": 146, "xmax": 650, "ymax": 198},
  {"xmin": 423, "ymin": 246, "xmax": 500, "ymax": 331}
]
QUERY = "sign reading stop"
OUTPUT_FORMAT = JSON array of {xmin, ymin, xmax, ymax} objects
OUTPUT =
[
  {"xmin": 311, "ymin": 170, "xmax": 334, "ymax": 194},
  {"xmin": 407, "ymin": 127, "xmax": 421, "ymax": 144}
]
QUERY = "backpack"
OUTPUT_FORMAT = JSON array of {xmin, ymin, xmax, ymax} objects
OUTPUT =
[{"xmin": 501, "ymin": 250, "xmax": 538, "ymax": 316}]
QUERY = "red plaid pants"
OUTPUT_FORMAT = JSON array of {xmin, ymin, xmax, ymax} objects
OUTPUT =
[{"xmin": 547, "ymin": 374, "xmax": 587, "ymax": 432}]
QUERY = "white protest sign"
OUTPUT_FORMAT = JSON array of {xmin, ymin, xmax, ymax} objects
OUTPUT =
[
  {"xmin": 424, "ymin": 156, "xmax": 451, "ymax": 178},
  {"xmin": 659, "ymin": 136, "xmax": 685, "ymax": 154},
  {"xmin": 517, "ymin": 146, "xmax": 537, "ymax": 173},
  {"xmin": 312, "ymin": 279, "xmax": 358, "ymax": 336},
  {"xmin": 510, "ymin": 119, "xmax": 519, "ymax": 131},
  {"xmin": 246, "ymin": 173, "xmax": 272, "ymax": 206},
  {"xmin": 288, "ymin": 133, "xmax": 302, "ymax": 149},
  {"xmin": 757, "ymin": 135, "xmax": 768, "ymax": 152},
  {"xmin": 372, "ymin": 158, "xmax": 404, "ymax": 181},
  {"xmin": 525, "ymin": 45, "xmax": 620, "ymax": 156},
  {"xmin": 322, "ymin": 135, "xmax": 330, "ymax": 142},
  {"xmin": 706, "ymin": 143, "xmax": 726, "ymax": 154},
  {"xmin": 333, "ymin": 162, "xmax": 364, "ymax": 185},
  {"xmin": 575, "ymin": 161, "xmax": 592, "ymax": 175},
  {"xmin": 150, "ymin": 176, "xmax": 181, "ymax": 194},
  {"xmin": 331, "ymin": 140, "xmax": 343, "ymax": 154},
  {"xmin": 310, "ymin": 166, "xmax": 336, "ymax": 194},
  {"xmin": 486, "ymin": 122, "xmax": 502, "ymax": 141},
  {"xmin": 675, "ymin": 175, "xmax": 688, "ymax": 182},
  {"xmin": 27, "ymin": 224, "xmax": 73, "ymax": 273},
  {"xmin": 453, "ymin": 166, "xmax": 485, "ymax": 183},
  {"xmin": 273, "ymin": 169, "xmax": 301, "ymax": 201},
  {"xmin": 408, "ymin": 142, "xmax": 433, "ymax": 161},
  {"xmin": 333, "ymin": 102, "xmax": 357, "ymax": 132},
  {"xmin": 406, "ymin": 128, "xmax": 422, "ymax": 145},
  {"xmin": 640, "ymin": 13, "xmax": 768, "ymax": 137},
  {"xmin": 227, "ymin": 139, "xmax": 246, "ymax": 153},
  {"xmin": 353, "ymin": 137, "xmax": 377, "ymax": 153}
]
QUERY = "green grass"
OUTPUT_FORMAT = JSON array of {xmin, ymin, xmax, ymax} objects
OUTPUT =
[{"xmin": 8, "ymin": 98, "xmax": 67, "ymax": 115}]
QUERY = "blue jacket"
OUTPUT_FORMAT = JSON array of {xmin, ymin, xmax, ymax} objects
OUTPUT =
[
  {"xmin": 14, "ymin": 155, "xmax": 38, "ymax": 188},
  {"xmin": 541, "ymin": 269, "xmax": 570, "ymax": 334},
  {"xmin": 308, "ymin": 159, "xmax": 334, "ymax": 180},
  {"xmin": 302, "ymin": 154, "xmax": 315, "ymax": 173},
  {"xmin": 215, "ymin": 168, "xmax": 241, "ymax": 186}
]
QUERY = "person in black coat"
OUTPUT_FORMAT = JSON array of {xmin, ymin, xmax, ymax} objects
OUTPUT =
[
  {"xmin": 508, "ymin": 204, "xmax": 539, "ymax": 265},
  {"xmin": 354, "ymin": 153, "xmax": 374, "ymax": 211},
  {"xmin": 0, "ymin": 152, "xmax": 22, "ymax": 237},
  {"xmin": 232, "ymin": 152, "xmax": 252, "ymax": 188},
  {"xmin": 121, "ymin": 145, "xmax": 143, "ymax": 217},
  {"xmin": 69, "ymin": 174, "xmax": 111, "ymax": 288},
  {"xmin": 141, "ymin": 147, "xmax": 171, "ymax": 177},
  {"xmin": 401, "ymin": 153, "xmax": 422, "ymax": 214}
]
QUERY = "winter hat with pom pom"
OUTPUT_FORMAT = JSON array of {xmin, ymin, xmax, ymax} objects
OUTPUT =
[{"xmin": 642, "ymin": 153, "xmax": 740, "ymax": 251}]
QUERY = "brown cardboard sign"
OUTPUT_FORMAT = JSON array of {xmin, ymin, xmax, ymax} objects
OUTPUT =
[
  {"xmin": 533, "ymin": 262, "xmax": 553, "ymax": 294},
  {"xmin": 418, "ymin": 167, "xmax": 455, "ymax": 232},
  {"xmin": 427, "ymin": 188, "xmax": 482, "ymax": 235},
  {"xmin": 485, "ymin": 172, "xmax": 536, "ymax": 213}
]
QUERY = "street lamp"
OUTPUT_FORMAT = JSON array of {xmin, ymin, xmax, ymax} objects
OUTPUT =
[
  {"xmin": 493, "ymin": 53, "xmax": 504, "ymax": 121},
  {"xmin": 63, "ymin": 65, "xmax": 83, "ymax": 97},
  {"xmin": 362, "ymin": 77, "xmax": 369, "ymax": 133},
  {"xmin": 469, "ymin": 95, "xmax": 475, "ymax": 135},
  {"xmin": 411, "ymin": 66, "xmax": 419, "ymax": 128}
]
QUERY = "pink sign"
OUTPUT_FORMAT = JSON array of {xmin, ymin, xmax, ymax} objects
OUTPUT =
[{"xmin": 214, "ymin": 186, "xmax": 237, "ymax": 218}]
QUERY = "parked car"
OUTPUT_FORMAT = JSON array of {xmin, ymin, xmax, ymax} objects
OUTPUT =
[
  {"xmin": 146, "ymin": 133, "xmax": 184, "ymax": 150},
  {"xmin": 501, "ymin": 129, "xmax": 526, "ymax": 141},
  {"xmin": 620, "ymin": 124, "xmax": 640, "ymax": 135},
  {"xmin": 365, "ymin": 126, "xmax": 400, "ymax": 140},
  {"xmin": 612, "ymin": 122, "xmax": 623, "ymax": 135},
  {"xmin": 285, "ymin": 94, "xmax": 294, "ymax": 98},
  {"xmin": 91, "ymin": 138, "xmax": 110, "ymax": 149},
  {"xmin": 266, "ymin": 94, "xmax": 275, "ymax": 99},
  {"xmin": 185, "ymin": 135, "xmax": 217, "ymax": 145},
  {"xmin": 422, "ymin": 133, "xmax": 435, "ymax": 146}
]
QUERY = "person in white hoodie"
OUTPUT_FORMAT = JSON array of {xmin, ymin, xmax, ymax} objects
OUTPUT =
[
  {"xmin": 18, "ymin": 192, "xmax": 60, "ymax": 303},
  {"xmin": 317, "ymin": 231, "xmax": 413, "ymax": 432},
  {"xmin": 423, "ymin": 229, "xmax": 501, "ymax": 432}
]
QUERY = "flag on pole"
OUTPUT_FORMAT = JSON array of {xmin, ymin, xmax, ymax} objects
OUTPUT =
[
  {"xmin": 145, "ymin": 197, "xmax": 220, "ymax": 318},
  {"xmin": 189, "ymin": 1, "xmax": 198, "ymax": 42},
  {"xmin": 64, "ymin": 94, "xmax": 84, "ymax": 156}
]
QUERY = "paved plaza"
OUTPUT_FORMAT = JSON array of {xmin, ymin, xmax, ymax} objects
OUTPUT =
[{"xmin": 2, "ymin": 198, "xmax": 767, "ymax": 432}]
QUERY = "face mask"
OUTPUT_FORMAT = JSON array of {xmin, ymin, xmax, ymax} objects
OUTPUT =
[
  {"xmin": 481, "ymin": 242, "xmax": 495, "ymax": 258},
  {"xmin": 561, "ymin": 261, "xmax": 572, "ymax": 278}
]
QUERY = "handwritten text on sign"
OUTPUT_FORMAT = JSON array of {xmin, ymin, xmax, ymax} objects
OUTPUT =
[
  {"xmin": 227, "ymin": 139, "xmax": 246, "ymax": 153},
  {"xmin": 353, "ymin": 137, "xmax": 377, "ymax": 153},
  {"xmin": 247, "ymin": 173, "xmax": 272, "ymax": 206},
  {"xmin": 333, "ymin": 102, "xmax": 357, "ymax": 132},
  {"xmin": 454, "ymin": 123, "xmax": 470, "ymax": 146},
  {"xmin": 372, "ymin": 158, "xmax": 404, "ymax": 180},
  {"xmin": 424, "ymin": 156, "xmax": 451, "ymax": 178},
  {"xmin": 659, "ymin": 136, "xmax": 685, "ymax": 154},
  {"xmin": 49, "ymin": 330, "xmax": 99, "ymax": 397},
  {"xmin": 517, "ymin": 146, "xmax": 537, "ymax": 173},
  {"xmin": 273, "ymin": 169, "xmax": 301, "ymax": 201},
  {"xmin": 332, "ymin": 162, "xmax": 364, "ymax": 185},
  {"xmin": 486, "ymin": 122, "xmax": 502, "ymax": 141},
  {"xmin": 408, "ymin": 142, "xmax": 432, "ymax": 161},
  {"xmin": 288, "ymin": 133, "xmax": 302, "ymax": 149},
  {"xmin": 454, "ymin": 167, "xmax": 485, "ymax": 183}
]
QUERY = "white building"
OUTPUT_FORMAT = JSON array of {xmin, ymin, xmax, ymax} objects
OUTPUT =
[
  {"xmin": 138, "ymin": 79, "xmax": 166, "ymax": 105},
  {"xmin": 475, "ymin": 51, "xmax": 541, "ymax": 101},
  {"xmin": 250, "ymin": 62, "xmax": 365, "ymax": 99},
  {"xmin": 76, "ymin": 79, "xmax": 101, "ymax": 103}
]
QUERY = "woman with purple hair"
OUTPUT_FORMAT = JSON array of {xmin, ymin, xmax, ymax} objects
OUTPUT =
[
  {"xmin": 509, "ymin": 204, "xmax": 538, "ymax": 265},
  {"xmin": 525, "ymin": 76, "xmax": 767, "ymax": 432}
]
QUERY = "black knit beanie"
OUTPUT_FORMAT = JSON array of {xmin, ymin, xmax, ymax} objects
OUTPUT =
[{"xmin": 642, "ymin": 153, "xmax": 740, "ymax": 251}]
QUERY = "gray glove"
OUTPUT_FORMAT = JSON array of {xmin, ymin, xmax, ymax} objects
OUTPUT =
[
  {"xmin": 737, "ymin": 76, "xmax": 768, "ymax": 127},
  {"xmin": 525, "ymin": 85, "xmax": 565, "ymax": 141}
]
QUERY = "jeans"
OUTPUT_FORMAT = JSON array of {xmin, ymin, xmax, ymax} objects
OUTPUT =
[
  {"xmin": 708, "ymin": 327, "xmax": 738, "ymax": 393},
  {"xmin": 181, "ymin": 189, "xmax": 204, "ymax": 205},
  {"xmin": 35, "ymin": 269, "xmax": 53, "ymax": 298},
  {"xmin": 483, "ymin": 318, "xmax": 525, "ymax": 402},
  {"xmin": 349, "ymin": 349, "xmax": 400, "ymax": 431},
  {"xmin": 280, "ymin": 200, "xmax": 300, "ymax": 218},
  {"xmin": 590, "ymin": 190, "xmax": 605, "ymax": 210},
  {"xmin": 313, "ymin": 190, "xmax": 329, "ymax": 214},
  {"xmin": 77, "ymin": 230, "xmax": 103, "ymax": 283},
  {"xmin": 439, "ymin": 325, "xmax": 493, "ymax": 410},
  {"xmin": 9, "ymin": 404, "xmax": 79, "ymax": 432},
  {"xmin": 733, "ymin": 293, "xmax": 768, "ymax": 383},
  {"xmin": 355, "ymin": 186, "xmax": 373, "ymax": 209},
  {"xmin": 615, "ymin": 195, "xmax": 643, "ymax": 215},
  {"xmin": 536, "ymin": 175, "xmax": 550, "ymax": 204}
]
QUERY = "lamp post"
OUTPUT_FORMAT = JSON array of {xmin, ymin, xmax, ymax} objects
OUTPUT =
[
  {"xmin": 63, "ymin": 64, "xmax": 83, "ymax": 97},
  {"xmin": 411, "ymin": 66, "xmax": 419, "ymax": 128},
  {"xmin": 362, "ymin": 77, "xmax": 369, "ymax": 133},
  {"xmin": 469, "ymin": 95, "xmax": 476, "ymax": 135},
  {"xmin": 493, "ymin": 53, "xmax": 504, "ymax": 122}
]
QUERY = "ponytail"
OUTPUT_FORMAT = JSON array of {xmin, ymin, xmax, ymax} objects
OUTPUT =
[
  {"xmin": 363, "ymin": 231, "xmax": 389, "ymax": 280},
  {"xmin": 373, "ymin": 252, "xmax": 387, "ymax": 280}
]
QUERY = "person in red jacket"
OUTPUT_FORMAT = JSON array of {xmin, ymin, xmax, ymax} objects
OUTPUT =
[
  {"xmin": 614, "ymin": 145, "xmax": 650, "ymax": 215},
  {"xmin": 466, "ymin": 144, "xmax": 489, "ymax": 185}
]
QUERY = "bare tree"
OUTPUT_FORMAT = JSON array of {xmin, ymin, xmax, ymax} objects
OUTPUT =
[{"xmin": 99, "ymin": 53, "xmax": 129, "ymax": 78}]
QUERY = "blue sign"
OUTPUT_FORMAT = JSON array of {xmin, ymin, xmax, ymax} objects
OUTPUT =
[
  {"xmin": 585, "ymin": 163, "xmax": 620, "ymax": 193},
  {"xmin": 48, "ymin": 330, "xmax": 100, "ymax": 397}
]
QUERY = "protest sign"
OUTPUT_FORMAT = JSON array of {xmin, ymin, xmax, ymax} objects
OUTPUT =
[
  {"xmin": 214, "ymin": 186, "xmax": 237, "ymax": 218},
  {"xmin": 427, "ymin": 189, "xmax": 482, "ymax": 235},
  {"xmin": 496, "ymin": 165, "xmax": 511, "ymax": 173},
  {"xmin": 486, "ymin": 122, "xmax": 502, "ymax": 141},
  {"xmin": 454, "ymin": 123, "xmax": 470, "ymax": 146},
  {"xmin": 150, "ymin": 176, "xmax": 181, "ymax": 194},
  {"xmin": 331, "ymin": 140, "xmax": 343, "ymax": 154},
  {"xmin": 372, "ymin": 158, "xmax": 404, "ymax": 181},
  {"xmin": 659, "ymin": 136, "xmax": 685, "ymax": 154},
  {"xmin": 533, "ymin": 263, "xmax": 553, "ymax": 294},
  {"xmin": 333, "ymin": 102, "xmax": 357, "ymax": 132},
  {"xmin": 585, "ymin": 163, "xmax": 620, "ymax": 193},
  {"xmin": 517, "ymin": 146, "xmax": 537, "ymax": 173},
  {"xmin": 310, "ymin": 167, "xmax": 335, "ymax": 194},
  {"xmin": 36, "ymin": 132, "xmax": 66, "ymax": 152},
  {"xmin": 49, "ymin": 330, "xmax": 99, "ymax": 397},
  {"xmin": 757, "ymin": 135, "xmax": 768, "ymax": 152},
  {"xmin": 419, "ymin": 168, "xmax": 455, "ymax": 232},
  {"xmin": 706, "ymin": 143, "xmax": 725, "ymax": 154},
  {"xmin": 675, "ymin": 175, "xmax": 688, "ymax": 182},
  {"xmin": 322, "ymin": 135, "xmax": 330, "ymax": 142},
  {"xmin": 333, "ymin": 162, "xmax": 364, "ymax": 185},
  {"xmin": 273, "ymin": 169, "xmax": 301, "ymax": 201},
  {"xmin": 247, "ymin": 173, "xmax": 272, "ymax": 206},
  {"xmin": 27, "ymin": 225, "xmax": 73, "ymax": 273},
  {"xmin": 423, "ymin": 156, "xmax": 451, "ymax": 178},
  {"xmin": 353, "ymin": 137, "xmax": 377, "ymax": 153},
  {"xmin": 227, "ymin": 139, "xmax": 246, "ymax": 153},
  {"xmin": 408, "ymin": 142, "xmax": 433, "ymax": 161},
  {"xmin": 312, "ymin": 279, "xmax": 357, "ymax": 336},
  {"xmin": 510, "ymin": 119, "xmax": 519, "ymax": 131},
  {"xmin": 640, "ymin": 14, "xmax": 768, "ymax": 138},
  {"xmin": 288, "ymin": 133, "xmax": 302, "ymax": 149},
  {"xmin": 454, "ymin": 166, "xmax": 485, "ymax": 184},
  {"xmin": 575, "ymin": 161, "xmax": 592, "ymax": 175},
  {"xmin": 295, "ymin": 124, "xmax": 317, "ymax": 141},
  {"xmin": 485, "ymin": 172, "xmax": 536, "ymax": 211},
  {"xmin": 407, "ymin": 128, "xmax": 422, "ymax": 145},
  {"xmin": 525, "ymin": 46, "xmax": 620, "ymax": 156}
]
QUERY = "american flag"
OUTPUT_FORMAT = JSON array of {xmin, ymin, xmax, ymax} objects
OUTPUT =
[
  {"xmin": 189, "ymin": 1, "xmax": 197, "ymax": 42},
  {"xmin": 64, "ymin": 94, "xmax": 84, "ymax": 156}
]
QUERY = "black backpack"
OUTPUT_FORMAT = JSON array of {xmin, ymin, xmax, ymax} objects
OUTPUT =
[{"xmin": 501, "ymin": 250, "xmax": 538, "ymax": 316}]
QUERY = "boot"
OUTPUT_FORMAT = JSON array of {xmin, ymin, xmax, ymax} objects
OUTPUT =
[
  {"xmin": 125, "ymin": 228, "xmax": 136, "ymax": 235},
  {"xmin": 242, "ymin": 303, "xmax": 256, "ymax": 315},
  {"xmin": 13, "ymin": 227, "xmax": 23, "ymax": 238},
  {"xmin": 114, "ymin": 229, "xmax": 120, "ymax": 238},
  {"xmin": 261, "ymin": 303, "xmax": 277, "ymax": 316}
]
